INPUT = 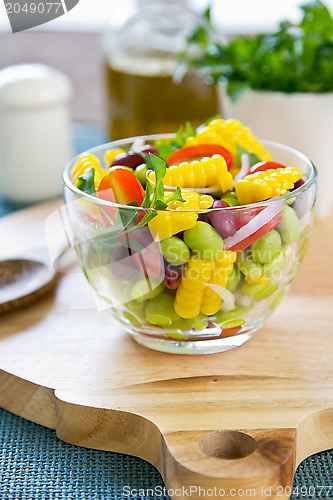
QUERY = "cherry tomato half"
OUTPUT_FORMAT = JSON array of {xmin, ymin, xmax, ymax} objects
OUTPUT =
[
  {"xmin": 249, "ymin": 161, "xmax": 288, "ymax": 174},
  {"xmin": 166, "ymin": 144, "xmax": 233, "ymax": 170}
]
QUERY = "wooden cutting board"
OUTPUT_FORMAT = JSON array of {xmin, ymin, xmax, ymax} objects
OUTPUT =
[{"xmin": 1, "ymin": 200, "xmax": 333, "ymax": 500}]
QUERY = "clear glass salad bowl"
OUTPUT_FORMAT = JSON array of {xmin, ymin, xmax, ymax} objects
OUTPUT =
[{"xmin": 63, "ymin": 134, "xmax": 317, "ymax": 355}]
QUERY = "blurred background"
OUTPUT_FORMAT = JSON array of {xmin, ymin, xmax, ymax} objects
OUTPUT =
[
  {"xmin": 1, "ymin": 0, "xmax": 332, "ymax": 127},
  {"xmin": 1, "ymin": 0, "xmax": 333, "ymax": 216}
]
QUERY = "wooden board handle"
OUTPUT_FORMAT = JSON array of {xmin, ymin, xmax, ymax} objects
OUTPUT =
[
  {"xmin": 55, "ymin": 397, "xmax": 297, "ymax": 500},
  {"xmin": 162, "ymin": 429, "xmax": 296, "ymax": 499}
]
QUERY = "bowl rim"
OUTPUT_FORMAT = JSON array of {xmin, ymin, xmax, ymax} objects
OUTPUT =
[{"xmin": 63, "ymin": 133, "xmax": 317, "ymax": 213}]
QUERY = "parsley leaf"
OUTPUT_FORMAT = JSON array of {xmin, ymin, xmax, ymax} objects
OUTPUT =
[
  {"xmin": 181, "ymin": 0, "xmax": 333, "ymax": 97},
  {"xmin": 77, "ymin": 167, "xmax": 96, "ymax": 195},
  {"xmin": 236, "ymin": 144, "xmax": 261, "ymax": 167}
]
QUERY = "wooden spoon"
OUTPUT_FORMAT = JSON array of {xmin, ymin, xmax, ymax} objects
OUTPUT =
[
  {"xmin": 0, "ymin": 247, "xmax": 73, "ymax": 314},
  {"xmin": 0, "ymin": 258, "xmax": 57, "ymax": 313}
]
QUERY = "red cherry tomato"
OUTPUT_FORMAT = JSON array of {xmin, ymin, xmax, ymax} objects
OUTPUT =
[
  {"xmin": 249, "ymin": 161, "xmax": 288, "ymax": 174},
  {"xmin": 98, "ymin": 175, "xmax": 116, "ymax": 203},
  {"xmin": 229, "ymin": 212, "xmax": 282, "ymax": 253},
  {"xmin": 108, "ymin": 167, "xmax": 145, "ymax": 206},
  {"xmin": 219, "ymin": 326, "xmax": 242, "ymax": 338},
  {"xmin": 166, "ymin": 144, "xmax": 233, "ymax": 170}
]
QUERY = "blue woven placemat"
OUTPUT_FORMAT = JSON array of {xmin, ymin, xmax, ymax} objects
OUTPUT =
[
  {"xmin": 0, "ymin": 407, "xmax": 333, "ymax": 500},
  {"xmin": 1, "ymin": 124, "xmax": 332, "ymax": 499}
]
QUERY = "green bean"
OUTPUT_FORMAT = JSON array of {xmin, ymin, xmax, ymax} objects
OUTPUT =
[
  {"xmin": 262, "ymin": 249, "xmax": 286, "ymax": 279},
  {"xmin": 236, "ymin": 251, "xmax": 264, "ymax": 280},
  {"xmin": 239, "ymin": 281, "xmax": 278, "ymax": 300},
  {"xmin": 225, "ymin": 265, "xmax": 242, "ymax": 292},
  {"xmin": 189, "ymin": 313, "xmax": 209, "ymax": 330},
  {"xmin": 278, "ymin": 206, "xmax": 302, "ymax": 243},
  {"xmin": 250, "ymin": 230, "xmax": 282, "ymax": 264},
  {"xmin": 145, "ymin": 292, "xmax": 179, "ymax": 326},
  {"xmin": 184, "ymin": 221, "xmax": 223, "ymax": 260},
  {"xmin": 170, "ymin": 318, "xmax": 192, "ymax": 332},
  {"xmin": 134, "ymin": 163, "xmax": 148, "ymax": 186},
  {"xmin": 131, "ymin": 277, "xmax": 164, "ymax": 302},
  {"xmin": 160, "ymin": 236, "xmax": 190, "ymax": 265},
  {"xmin": 215, "ymin": 308, "xmax": 245, "ymax": 328}
]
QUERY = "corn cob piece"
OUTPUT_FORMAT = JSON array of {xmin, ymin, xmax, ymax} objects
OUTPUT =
[
  {"xmin": 174, "ymin": 257, "xmax": 214, "ymax": 318},
  {"xmin": 148, "ymin": 155, "xmax": 233, "ymax": 193},
  {"xmin": 201, "ymin": 251, "xmax": 237, "ymax": 315},
  {"xmin": 186, "ymin": 118, "xmax": 272, "ymax": 166},
  {"xmin": 235, "ymin": 167, "xmax": 302, "ymax": 205},
  {"xmin": 148, "ymin": 191, "xmax": 214, "ymax": 241}
]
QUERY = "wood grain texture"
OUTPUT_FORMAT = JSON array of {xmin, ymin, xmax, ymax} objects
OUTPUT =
[{"xmin": 0, "ymin": 200, "xmax": 333, "ymax": 500}]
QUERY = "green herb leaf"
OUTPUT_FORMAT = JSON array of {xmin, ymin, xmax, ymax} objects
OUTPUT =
[
  {"xmin": 185, "ymin": 121, "xmax": 196, "ymax": 140},
  {"xmin": 154, "ymin": 200, "xmax": 168, "ymax": 210},
  {"xmin": 174, "ymin": 124, "xmax": 185, "ymax": 147},
  {"xmin": 236, "ymin": 144, "xmax": 262, "ymax": 167},
  {"xmin": 141, "ymin": 180, "xmax": 153, "ymax": 208},
  {"xmin": 156, "ymin": 142, "xmax": 176, "ymax": 161},
  {"xmin": 119, "ymin": 238, "xmax": 145, "ymax": 253},
  {"xmin": 165, "ymin": 187, "xmax": 186, "ymax": 204},
  {"xmin": 77, "ymin": 167, "xmax": 96, "ymax": 195},
  {"xmin": 114, "ymin": 206, "xmax": 138, "ymax": 230},
  {"xmin": 181, "ymin": 0, "xmax": 333, "ymax": 95},
  {"xmin": 147, "ymin": 153, "xmax": 166, "ymax": 208}
]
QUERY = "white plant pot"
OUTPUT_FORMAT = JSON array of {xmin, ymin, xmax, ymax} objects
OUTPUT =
[{"xmin": 219, "ymin": 86, "xmax": 333, "ymax": 219}]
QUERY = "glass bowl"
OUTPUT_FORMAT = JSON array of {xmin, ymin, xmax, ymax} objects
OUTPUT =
[{"xmin": 63, "ymin": 134, "xmax": 317, "ymax": 355}]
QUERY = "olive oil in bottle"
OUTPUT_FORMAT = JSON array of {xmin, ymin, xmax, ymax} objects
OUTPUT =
[{"xmin": 103, "ymin": 0, "xmax": 219, "ymax": 140}]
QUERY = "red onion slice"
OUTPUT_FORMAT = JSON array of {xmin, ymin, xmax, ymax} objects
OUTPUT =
[
  {"xmin": 223, "ymin": 200, "xmax": 285, "ymax": 250},
  {"xmin": 233, "ymin": 154, "xmax": 251, "ymax": 185}
]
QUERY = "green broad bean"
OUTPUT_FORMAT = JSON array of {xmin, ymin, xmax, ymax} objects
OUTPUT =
[
  {"xmin": 297, "ymin": 238, "xmax": 310, "ymax": 262},
  {"xmin": 226, "ymin": 265, "xmax": 242, "ymax": 292},
  {"xmin": 189, "ymin": 313, "xmax": 208, "ymax": 330},
  {"xmin": 145, "ymin": 292, "xmax": 179, "ymax": 326},
  {"xmin": 220, "ymin": 192, "xmax": 240, "ymax": 207},
  {"xmin": 239, "ymin": 281, "xmax": 278, "ymax": 301},
  {"xmin": 135, "ymin": 163, "xmax": 148, "ymax": 186},
  {"xmin": 166, "ymin": 331, "xmax": 188, "ymax": 340},
  {"xmin": 285, "ymin": 196, "xmax": 296, "ymax": 206},
  {"xmin": 160, "ymin": 236, "xmax": 190, "ymax": 265},
  {"xmin": 236, "ymin": 251, "xmax": 264, "ymax": 280},
  {"xmin": 215, "ymin": 308, "xmax": 245, "ymax": 328},
  {"xmin": 124, "ymin": 299, "xmax": 146, "ymax": 311},
  {"xmin": 250, "ymin": 230, "xmax": 282, "ymax": 264},
  {"xmin": 184, "ymin": 221, "xmax": 223, "ymax": 260},
  {"xmin": 123, "ymin": 310, "xmax": 145, "ymax": 328},
  {"xmin": 131, "ymin": 277, "xmax": 164, "ymax": 302},
  {"xmin": 269, "ymin": 290, "xmax": 285, "ymax": 311},
  {"xmin": 278, "ymin": 206, "xmax": 302, "ymax": 243},
  {"xmin": 170, "ymin": 318, "xmax": 192, "ymax": 332},
  {"xmin": 262, "ymin": 249, "xmax": 286, "ymax": 279}
]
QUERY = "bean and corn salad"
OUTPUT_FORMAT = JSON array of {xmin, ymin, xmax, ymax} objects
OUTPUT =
[{"xmin": 70, "ymin": 118, "xmax": 314, "ymax": 341}]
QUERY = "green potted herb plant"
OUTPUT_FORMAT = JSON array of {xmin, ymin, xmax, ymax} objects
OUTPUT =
[{"xmin": 180, "ymin": 0, "xmax": 333, "ymax": 219}]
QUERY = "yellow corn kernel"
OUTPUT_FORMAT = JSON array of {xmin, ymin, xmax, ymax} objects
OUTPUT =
[
  {"xmin": 235, "ymin": 167, "xmax": 302, "ymax": 205},
  {"xmin": 185, "ymin": 118, "xmax": 272, "ymax": 167},
  {"xmin": 104, "ymin": 148, "xmax": 125, "ymax": 165},
  {"xmin": 152, "ymin": 155, "xmax": 233, "ymax": 193},
  {"xmin": 245, "ymin": 275, "xmax": 269, "ymax": 285}
]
